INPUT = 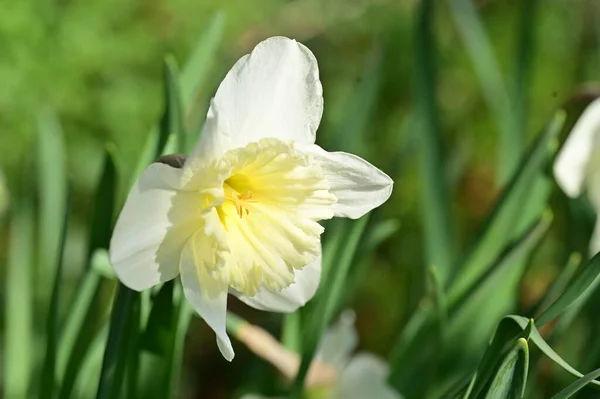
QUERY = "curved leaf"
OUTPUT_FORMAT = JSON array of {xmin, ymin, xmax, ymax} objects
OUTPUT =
[
  {"xmin": 507, "ymin": 315, "xmax": 600, "ymax": 388},
  {"xmin": 483, "ymin": 338, "xmax": 529, "ymax": 399}
]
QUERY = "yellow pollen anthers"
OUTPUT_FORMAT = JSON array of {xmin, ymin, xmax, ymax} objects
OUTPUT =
[
  {"xmin": 223, "ymin": 181, "xmax": 255, "ymax": 218},
  {"xmin": 200, "ymin": 138, "xmax": 338, "ymax": 296}
]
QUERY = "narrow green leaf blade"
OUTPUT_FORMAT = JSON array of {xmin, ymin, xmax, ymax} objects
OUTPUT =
[
  {"xmin": 536, "ymin": 250, "xmax": 600, "ymax": 326},
  {"xmin": 445, "ymin": 0, "xmax": 513, "ymax": 182},
  {"xmin": 550, "ymin": 367, "xmax": 600, "ymax": 399},
  {"xmin": 159, "ymin": 56, "xmax": 185, "ymax": 157},
  {"xmin": 40, "ymin": 186, "xmax": 72, "ymax": 399},
  {"xmin": 506, "ymin": 315, "xmax": 600, "ymax": 388},
  {"xmin": 414, "ymin": 0, "xmax": 454, "ymax": 283},
  {"xmin": 3, "ymin": 170, "xmax": 35, "ymax": 399},
  {"xmin": 95, "ymin": 284, "xmax": 139, "ymax": 399},
  {"xmin": 463, "ymin": 318, "xmax": 532, "ymax": 398},
  {"xmin": 179, "ymin": 12, "xmax": 226, "ymax": 110},
  {"xmin": 36, "ymin": 109, "xmax": 67, "ymax": 311},
  {"xmin": 448, "ymin": 111, "xmax": 565, "ymax": 304}
]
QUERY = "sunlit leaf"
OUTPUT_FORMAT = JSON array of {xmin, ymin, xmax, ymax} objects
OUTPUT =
[
  {"xmin": 4, "ymin": 169, "xmax": 35, "ymax": 399},
  {"xmin": 40, "ymin": 186, "xmax": 72, "ymax": 399}
]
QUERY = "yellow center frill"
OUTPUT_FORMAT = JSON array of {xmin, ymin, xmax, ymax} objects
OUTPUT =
[{"xmin": 190, "ymin": 138, "xmax": 337, "ymax": 297}]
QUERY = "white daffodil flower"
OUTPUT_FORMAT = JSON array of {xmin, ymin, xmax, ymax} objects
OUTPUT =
[
  {"xmin": 554, "ymin": 98, "xmax": 600, "ymax": 253},
  {"xmin": 109, "ymin": 37, "xmax": 393, "ymax": 361},
  {"xmin": 240, "ymin": 311, "xmax": 402, "ymax": 399}
]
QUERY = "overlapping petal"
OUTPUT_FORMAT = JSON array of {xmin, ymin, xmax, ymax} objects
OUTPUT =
[
  {"xmin": 233, "ymin": 253, "xmax": 322, "ymax": 312},
  {"xmin": 299, "ymin": 144, "xmax": 393, "ymax": 219},
  {"xmin": 109, "ymin": 163, "xmax": 187, "ymax": 291},
  {"xmin": 191, "ymin": 37, "xmax": 323, "ymax": 161},
  {"xmin": 180, "ymin": 232, "xmax": 234, "ymax": 361}
]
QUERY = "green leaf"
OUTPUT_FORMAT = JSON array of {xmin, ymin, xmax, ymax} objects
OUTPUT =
[
  {"xmin": 536, "ymin": 250, "xmax": 600, "ymax": 326},
  {"xmin": 72, "ymin": 325, "xmax": 110, "ymax": 399},
  {"xmin": 331, "ymin": 43, "xmax": 382, "ymax": 155},
  {"xmin": 448, "ymin": 111, "xmax": 565, "ymax": 305},
  {"xmin": 361, "ymin": 218, "xmax": 401, "ymax": 252},
  {"xmin": 450, "ymin": 212, "xmax": 552, "ymax": 314},
  {"xmin": 159, "ymin": 56, "xmax": 185, "ymax": 157},
  {"xmin": 509, "ymin": 0, "xmax": 538, "ymax": 181},
  {"xmin": 57, "ymin": 267, "xmax": 106, "ymax": 399},
  {"xmin": 87, "ymin": 153, "xmax": 117, "ymax": 257},
  {"xmin": 282, "ymin": 311, "xmax": 302, "ymax": 353},
  {"xmin": 506, "ymin": 315, "xmax": 600, "ymax": 388},
  {"xmin": 95, "ymin": 284, "xmax": 140, "ymax": 399},
  {"xmin": 550, "ymin": 367, "xmax": 600, "ymax": 399},
  {"xmin": 36, "ymin": 108, "xmax": 67, "ymax": 311},
  {"xmin": 40, "ymin": 185, "xmax": 72, "ymax": 399},
  {"xmin": 388, "ymin": 214, "xmax": 549, "ymax": 394},
  {"xmin": 131, "ymin": 12, "xmax": 226, "ymax": 183},
  {"xmin": 59, "ymin": 152, "xmax": 117, "ymax": 399},
  {"xmin": 3, "ymin": 168, "xmax": 35, "ymax": 399},
  {"xmin": 414, "ymin": 0, "xmax": 454, "ymax": 283},
  {"xmin": 445, "ymin": 0, "xmax": 513, "ymax": 183},
  {"xmin": 531, "ymin": 252, "xmax": 580, "ymax": 320},
  {"xmin": 141, "ymin": 282, "xmax": 177, "ymax": 355},
  {"xmin": 483, "ymin": 338, "xmax": 529, "ymax": 399},
  {"xmin": 429, "ymin": 266, "xmax": 448, "ymax": 342},
  {"xmin": 179, "ymin": 12, "xmax": 226, "ymax": 114},
  {"xmin": 464, "ymin": 318, "xmax": 532, "ymax": 399},
  {"xmin": 165, "ymin": 289, "xmax": 193, "ymax": 397}
]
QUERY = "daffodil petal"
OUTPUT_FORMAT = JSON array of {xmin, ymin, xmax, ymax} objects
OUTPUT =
[
  {"xmin": 109, "ymin": 163, "xmax": 186, "ymax": 291},
  {"xmin": 315, "ymin": 310, "xmax": 358, "ymax": 371},
  {"xmin": 335, "ymin": 353, "xmax": 402, "ymax": 399},
  {"xmin": 180, "ymin": 233, "xmax": 234, "ymax": 361},
  {"xmin": 192, "ymin": 37, "xmax": 323, "ymax": 160},
  {"xmin": 232, "ymin": 252, "xmax": 322, "ymax": 313},
  {"xmin": 300, "ymin": 144, "xmax": 393, "ymax": 219},
  {"xmin": 554, "ymin": 98, "xmax": 600, "ymax": 198}
]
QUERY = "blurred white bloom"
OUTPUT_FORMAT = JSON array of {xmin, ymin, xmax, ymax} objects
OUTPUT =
[
  {"xmin": 109, "ymin": 37, "xmax": 393, "ymax": 361},
  {"xmin": 554, "ymin": 98, "xmax": 600, "ymax": 253},
  {"xmin": 240, "ymin": 311, "xmax": 402, "ymax": 399}
]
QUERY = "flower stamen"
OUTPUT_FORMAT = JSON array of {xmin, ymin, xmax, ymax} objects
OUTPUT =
[{"xmin": 223, "ymin": 182, "xmax": 255, "ymax": 219}]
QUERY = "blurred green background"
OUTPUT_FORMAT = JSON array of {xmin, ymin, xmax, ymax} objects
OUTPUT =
[{"xmin": 2, "ymin": 0, "xmax": 600, "ymax": 398}]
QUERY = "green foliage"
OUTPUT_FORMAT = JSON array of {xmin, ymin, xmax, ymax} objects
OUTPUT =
[{"xmin": 3, "ymin": 1, "xmax": 600, "ymax": 399}]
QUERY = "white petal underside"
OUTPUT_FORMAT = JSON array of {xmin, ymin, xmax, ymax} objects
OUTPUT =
[
  {"xmin": 109, "ymin": 163, "xmax": 191, "ymax": 291},
  {"xmin": 233, "ymin": 252, "xmax": 322, "ymax": 313},
  {"xmin": 554, "ymin": 98, "xmax": 600, "ymax": 198},
  {"xmin": 191, "ymin": 37, "xmax": 323, "ymax": 161},
  {"xmin": 315, "ymin": 310, "xmax": 358, "ymax": 371},
  {"xmin": 299, "ymin": 144, "xmax": 394, "ymax": 219},
  {"xmin": 180, "ymin": 233, "xmax": 234, "ymax": 361},
  {"xmin": 335, "ymin": 353, "xmax": 402, "ymax": 399}
]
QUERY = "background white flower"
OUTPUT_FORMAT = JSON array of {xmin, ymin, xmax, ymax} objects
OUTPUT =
[
  {"xmin": 240, "ymin": 311, "xmax": 402, "ymax": 399},
  {"xmin": 554, "ymin": 97, "xmax": 600, "ymax": 253},
  {"xmin": 109, "ymin": 37, "xmax": 393, "ymax": 361}
]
